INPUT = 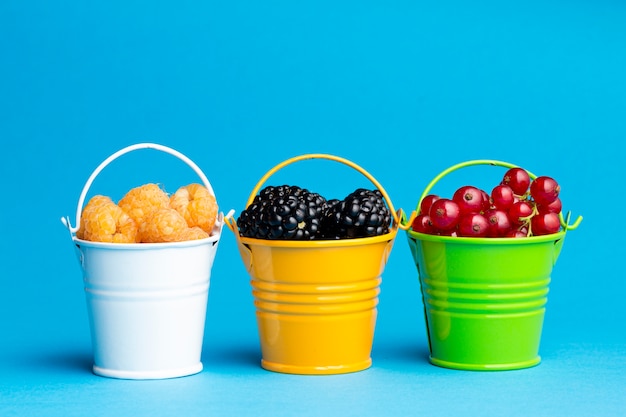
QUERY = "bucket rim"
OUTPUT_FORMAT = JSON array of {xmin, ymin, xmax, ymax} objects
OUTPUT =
[
  {"xmin": 73, "ymin": 230, "xmax": 221, "ymax": 250},
  {"xmin": 239, "ymin": 228, "xmax": 398, "ymax": 248},
  {"xmin": 407, "ymin": 229, "xmax": 566, "ymax": 245}
]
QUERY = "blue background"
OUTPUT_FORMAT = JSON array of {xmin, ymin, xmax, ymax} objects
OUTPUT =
[{"xmin": 1, "ymin": 0, "xmax": 625, "ymax": 416}]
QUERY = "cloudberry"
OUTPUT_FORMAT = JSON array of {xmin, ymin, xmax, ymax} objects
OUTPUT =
[
  {"xmin": 77, "ymin": 195, "xmax": 114, "ymax": 240},
  {"xmin": 139, "ymin": 207, "xmax": 188, "ymax": 243},
  {"xmin": 170, "ymin": 183, "xmax": 218, "ymax": 234},
  {"xmin": 172, "ymin": 226, "xmax": 210, "ymax": 242},
  {"xmin": 79, "ymin": 196, "xmax": 139, "ymax": 243},
  {"xmin": 118, "ymin": 183, "xmax": 170, "ymax": 240}
]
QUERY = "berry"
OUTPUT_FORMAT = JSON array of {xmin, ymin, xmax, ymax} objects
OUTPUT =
[
  {"xmin": 480, "ymin": 190, "xmax": 492, "ymax": 212},
  {"xmin": 79, "ymin": 196, "xmax": 139, "ymax": 243},
  {"xmin": 411, "ymin": 214, "xmax": 436, "ymax": 234},
  {"xmin": 172, "ymin": 226, "xmax": 210, "ymax": 242},
  {"xmin": 530, "ymin": 176, "xmax": 560, "ymax": 206},
  {"xmin": 491, "ymin": 184, "xmax": 515, "ymax": 211},
  {"xmin": 537, "ymin": 197, "xmax": 562, "ymax": 214},
  {"xmin": 139, "ymin": 207, "xmax": 189, "ymax": 243},
  {"xmin": 237, "ymin": 185, "xmax": 327, "ymax": 240},
  {"xmin": 502, "ymin": 167, "xmax": 531, "ymax": 195},
  {"xmin": 452, "ymin": 186, "xmax": 484, "ymax": 214},
  {"xmin": 118, "ymin": 183, "xmax": 170, "ymax": 239},
  {"xmin": 170, "ymin": 183, "xmax": 219, "ymax": 234},
  {"xmin": 429, "ymin": 198, "xmax": 461, "ymax": 231},
  {"xmin": 505, "ymin": 228, "xmax": 528, "ymax": 238},
  {"xmin": 531, "ymin": 212, "xmax": 561, "ymax": 236},
  {"xmin": 457, "ymin": 213, "xmax": 490, "ymax": 237},
  {"xmin": 321, "ymin": 188, "xmax": 391, "ymax": 239},
  {"xmin": 419, "ymin": 194, "xmax": 440, "ymax": 215},
  {"xmin": 77, "ymin": 195, "xmax": 116, "ymax": 240},
  {"xmin": 485, "ymin": 208, "xmax": 511, "ymax": 237},
  {"xmin": 508, "ymin": 201, "xmax": 534, "ymax": 227}
]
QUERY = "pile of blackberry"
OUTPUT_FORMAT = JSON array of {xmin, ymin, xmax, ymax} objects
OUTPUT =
[{"xmin": 237, "ymin": 185, "xmax": 391, "ymax": 240}]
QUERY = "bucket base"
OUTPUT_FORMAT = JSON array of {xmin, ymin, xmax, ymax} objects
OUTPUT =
[
  {"xmin": 92, "ymin": 362, "xmax": 203, "ymax": 380},
  {"xmin": 429, "ymin": 356, "xmax": 541, "ymax": 371},
  {"xmin": 260, "ymin": 358, "xmax": 372, "ymax": 375}
]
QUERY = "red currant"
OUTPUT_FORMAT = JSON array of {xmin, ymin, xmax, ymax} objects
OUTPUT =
[
  {"xmin": 419, "ymin": 194, "xmax": 440, "ymax": 215},
  {"xmin": 537, "ymin": 197, "xmax": 562, "ymax": 214},
  {"xmin": 429, "ymin": 198, "xmax": 461, "ymax": 231},
  {"xmin": 457, "ymin": 213, "xmax": 490, "ymax": 237},
  {"xmin": 531, "ymin": 212, "xmax": 561, "ymax": 235},
  {"xmin": 502, "ymin": 167, "xmax": 530, "ymax": 195},
  {"xmin": 491, "ymin": 184, "xmax": 515, "ymax": 211},
  {"xmin": 505, "ymin": 228, "xmax": 529, "ymax": 238},
  {"xmin": 530, "ymin": 176, "xmax": 560, "ymax": 206},
  {"xmin": 452, "ymin": 185, "xmax": 484, "ymax": 214},
  {"xmin": 411, "ymin": 214, "xmax": 436, "ymax": 234},
  {"xmin": 485, "ymin": 208, "xmax": 512, "ymax": 237},
  {"xmin": 480, "ymin": 190, "xmax": 492, "ymax": 212},
  {"xmin": 508, "ymin": 200, "xmax": 534, "ymax": 227}
]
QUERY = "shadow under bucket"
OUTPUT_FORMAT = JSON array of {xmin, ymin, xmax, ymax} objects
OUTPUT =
[
  {"xmin": 62, "ymin": 143, "xmax": 225, "ymax": 379},
  {"xmin": 225, "ymin": 153, "xmax": 401, "ymax": 375},
  {"xmin": 407, "ymin": 231, "xmax": 564, "ymax": 371}
]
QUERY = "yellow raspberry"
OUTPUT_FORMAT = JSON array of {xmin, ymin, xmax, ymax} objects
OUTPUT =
[
  {"xmin": 171, "ymin": 226, "xmax": 210, "ymax": 242},
  {"xmin": 77, "ymin": 195, "xmax": 114, "ymax": 239},
  {"xmin": 139, "ymin": 207, "xmax": 188, "ymax": 243},
  {"xmin": 169, "ymin": 183, "xmax": 218, "ymax": 234},
  {"xmin": 118, "ymin": 183, "xmax": 170, "ymax": 240},
  {"xmin": 80, "ymin": 197, "xmax": 139, "ymax": 243}
]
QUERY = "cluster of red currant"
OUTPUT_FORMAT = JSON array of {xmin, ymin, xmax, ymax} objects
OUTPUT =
[{"xmin": 411, "ymin": 167, "xmax": 563, "ymax": 238}]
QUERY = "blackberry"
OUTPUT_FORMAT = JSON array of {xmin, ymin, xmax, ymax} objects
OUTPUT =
[
  {"xmin": 320, "ymin": 188, "xmax": 391, "ymax": 239},
  {"xmin": 237, "ymin": 185, "xmax": 327, "ymax": 240}
]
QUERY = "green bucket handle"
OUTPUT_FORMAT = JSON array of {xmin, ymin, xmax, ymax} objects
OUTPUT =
[{"xmin": 401, "ymin": 159, "xmax": 583, "ymax": 232}]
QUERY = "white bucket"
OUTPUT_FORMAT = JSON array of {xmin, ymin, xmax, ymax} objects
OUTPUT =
[{"xmin": 61, "ymin": 143, "xmax": 225, "ymax": 380}]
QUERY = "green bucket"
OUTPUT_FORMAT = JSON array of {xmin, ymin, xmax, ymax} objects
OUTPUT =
[{"xmin": 404, "ymin": 160, "xmax": 582, "ymax": 371}]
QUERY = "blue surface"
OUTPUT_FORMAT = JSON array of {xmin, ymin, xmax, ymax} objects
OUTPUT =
[{"xmin": 1, "ymin": 1, "xmax": 625, "ymax": 415}]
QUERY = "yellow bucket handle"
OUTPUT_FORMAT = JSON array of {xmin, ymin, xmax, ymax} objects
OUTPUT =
[
  {"xmin": 225, "ymin": 153, "xmax": 404, "ymax": 233},
  {"xmin": 60, "ymin": 142, "xmax": 218, "ymax": 235},
  {"xmin": 405, "ymin": 159, "xmax": 582, "ymax": 231}
]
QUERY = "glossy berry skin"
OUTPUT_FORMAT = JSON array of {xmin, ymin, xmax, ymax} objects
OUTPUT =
[
  {"xmin": 485, "ymin": 208, "xmax": 511, "ymax": 237},
  {"xmin": 419, "ymin": 194, "xmax": 440, "ymax": 215},
  {"xmin": 429, "ymin": 198, "xmax": 461, "ymax": 231},
  {"xmin": 491, "ymin": 184, "xmax": 515, "ymax": 211},
  {"xmin": 480, "ymin": 190, "xmax": 492, "ymax": 212},
  {"xmin": 506, "ymin": 228, "xmax": 529, "ymax": 238},
  {"xmin": 321, "ymin": 188, "xmax": 391, "ymax": 239},
  {"xmin": 537, "ymin": 197, "xmax": 562, "ymax": 214},
  {"xmin": 508, "ymin": 201, "xmax": 534, "ymax": 227},
  {"xmin": 502, "ymin": 167, "xmax": 531, "ymax": 195},
  {"xmin": 452, "ymin": 186, "xmax": 484, "ymax": 214},
  {"xmin": 237, "ymin": 185, "xmax": 326, "ymax": 240},
  {"xmin": 531, "ymin": 212, "xmax": 561, "ymax": 235},
  {"xmin": 457, "ymin": 213, "xmax": 490, "ymax": 237},
  {"xmin": 411, "ymin": 214, "xmax": 436, "ymax": 234},
  {"xmin": 530, "ymin": 176, "xmax": 560, "ymax": 206}
]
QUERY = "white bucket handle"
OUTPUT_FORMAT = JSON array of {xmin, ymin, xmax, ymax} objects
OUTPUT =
[{"xmin": 61, "ymin": 142, "xmax": 217, "ymax": 235}]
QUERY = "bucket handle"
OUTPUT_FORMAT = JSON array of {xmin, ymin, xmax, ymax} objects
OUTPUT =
[
  {"xmin": 225, "ymin": 153, "xmax": 403, "ymax": 233},
  {"xmin": 60, "ymin": 142, "xmax": 218, "ymax": 235},
  {"xmin": 404, "ymin": 159, "xmax": 583, "ymax": 232}
]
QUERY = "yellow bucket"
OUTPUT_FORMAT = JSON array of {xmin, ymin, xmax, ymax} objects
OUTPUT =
[{"xmin": 225, "ymin": 154, "xmax": 402, "ymax": 375}]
